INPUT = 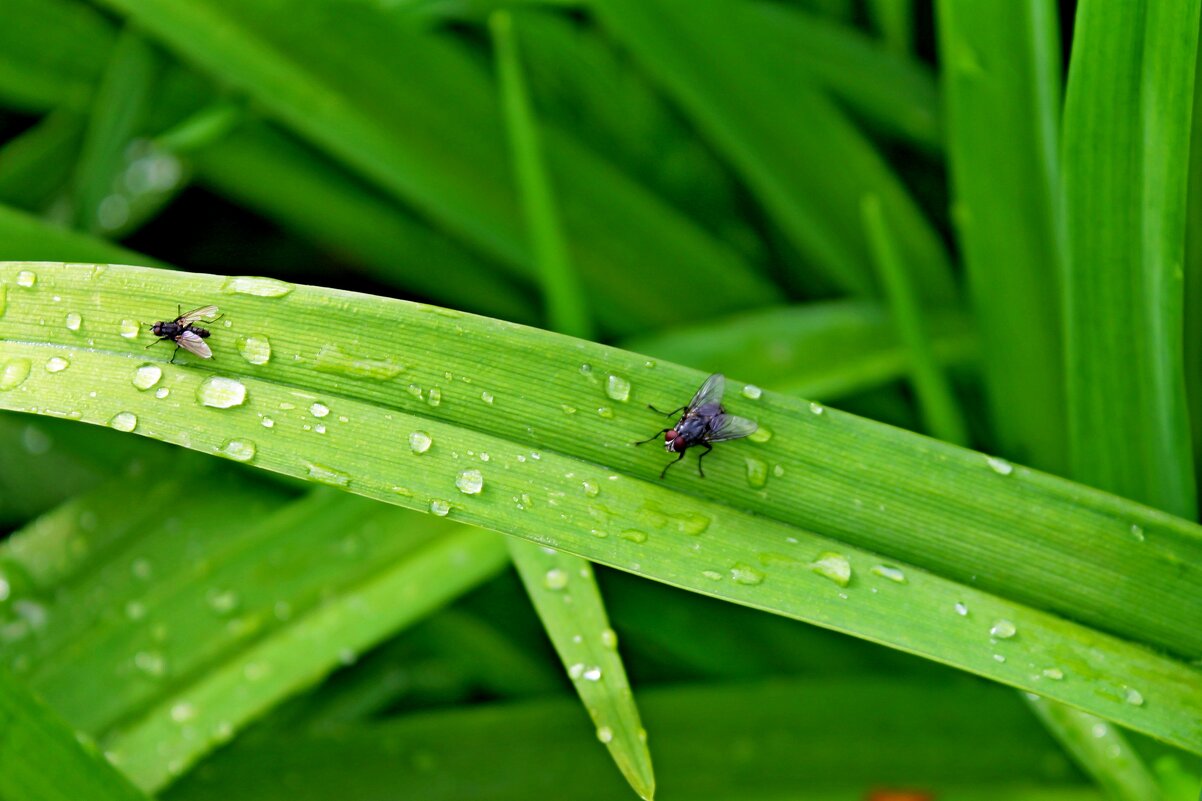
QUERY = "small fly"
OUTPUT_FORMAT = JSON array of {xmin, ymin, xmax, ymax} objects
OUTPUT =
[
  {"xmin": 147, "ymin": 305, "xmax": 222, "ymax": 364},
  {"xmin": 635, "ymin": 373, "xmax": 758, "ymax": 479}
]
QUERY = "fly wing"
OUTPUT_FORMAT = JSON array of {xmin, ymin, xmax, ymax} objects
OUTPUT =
[
  {"xmin": 177, "ymin": 305, "xmax": 219, "ymax": 325},
  {"xmin": 688, "ymin": 373, "xmax": 726, "ymax": 411},
  {"xmin": 176, "ymin": 329, "xmax": 212, "ymax": 359},
  {"xmin": 705, "ymin": 413, "xmax": 758, "ymax": 442}
]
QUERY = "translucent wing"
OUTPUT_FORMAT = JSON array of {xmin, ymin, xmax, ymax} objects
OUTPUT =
[
  {"xmin": 176, "ymin": 329, "xmax": 212, "ymax": 359},
  {"xmin": 688, "ymin": 373, "xmax": 726, "ymax": 411},
  {"xmin": 177, "ymin": 305, "xmax": 219, "ymax": 325},
  {"xmin": 705, "ymin": 413, "xmax": 758, "ymax": 442}
]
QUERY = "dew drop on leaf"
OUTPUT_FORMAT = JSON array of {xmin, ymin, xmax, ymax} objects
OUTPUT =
[
  {"xmin": 108, "ymin": 412, "xmax": 137, "ymax": 432},
  {"xmin": 220, "ymin": 439, "xmax": 256, "ymax": 463},
  {"xmin": 0, "ymin": 358, "xmax": 32, "ymax": 391},
  {"xmin": 45, "ymin": 357, "xmax": 69, "ymax": 373},
  {"xmin": 309, "ymin": 402, "xmax": 329, "ymax": 418},
  {"xmin": 870, "ymin": 565, "xmax": 906, "ymax": 583},
  {"xmin": 221, "ymin": 275, "xmax": 294, "ymax": 297},
  {"xmin": 618, "ymin": 529, "xmax": 648, "ymax": 543},
  {"xmin": 455, "ymin": 469, "xmax": 483, "ymax": 495},
  {"xmin": 605, "ymin": 374, "xmax": 631, "ymax": 402},
  {"xmin": 745, "ymin": 457, "xmax": 768, "ymax": 488},
  {"xmin": 305, "ymin": 462, "xmax": 350, "ymax": 487},
  {"xmin": 119, "ymin": 318, "xmax": 140, "ymax": 339},
  {"xmin": 986, "ymin": 456, "xmax": 1014, "ymax": 476},
  {"xmin": 742, "ymin": 384, "xmax": 762, "ymax": 400},
  {"xmin": 430, "ymin": 499, "xmax": 451, "ymax": 517},
  {"xmin": 132, "ymin": 364, "xmax": 162, "ymax": 390},
  {"xmin": 596, "ymin": 726, "xmax": 614, "ymax": 744},
  {"xmin": 409, "ymin": 431, "xmax": 432, "ymax": 454},
  {"xmin": 811, "ymin": 552, "xmax": 851, "ymax": 587},
  {"xmin": 989, "ymin": 619, "xmax": 1017, "ymax": 639},
  {"xmin": 809, "ymin": 402, "xmax": 824, "ymax": 415},
  {"xmin": 64, "ymin": 312, "xmax": 82, "ymax": 331},
  {"xmin": 237, "ymin": 334, "xmax": 272, "ymax": 365},
  {"xmin": 730, "ymin": 563, "xmax": 765, "ymax": 585},
  {"xmin": 196, "ymin": 376, "xmax": 247, "ymax": 409},
  {"xmin": 543, "ymin": 568, "xmax": 569, "ymax": 590},
  {"xmin": 16, "ymin": 270, "xmax": 35, "ymax": 287}
]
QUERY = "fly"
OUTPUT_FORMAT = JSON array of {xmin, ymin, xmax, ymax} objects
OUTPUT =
[
  {"xmin": 635, "ymin": 373, "xmax": 758, "ymax": 479},
  {"xmin": 147, "ymin": 304, "xmax": 222, "ymax": 364}
]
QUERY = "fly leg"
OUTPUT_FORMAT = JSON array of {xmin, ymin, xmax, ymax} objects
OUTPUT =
[
  {"xmin": 648, "ymin": 404, "xmax": 686, "ymax": 417},
  {"xmin": 695, "ymin": 443, "xmax": 714, "ymax": 478},
  {"xmin": 169, "ymin": 342, "xmax": 180, "ymax": 365},
  {"xmin": 634, "ymin": 429, "xmax": 671, "ymax": 446},
  {"xmin": 660, "ymin": 450, "xmax": 687, "ymax": 479}
]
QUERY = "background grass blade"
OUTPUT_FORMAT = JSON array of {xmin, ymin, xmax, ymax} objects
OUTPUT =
[
  {"xmin": 1, "ymin": 263, "xmax": 1200, "ymax": 753},
  {"xmin": 935, "ymin": 0, "xmax": 1066, "ymax": 473},
  {"xmin": 1060, "ymin": 0, "xmax": 1200, "ymax": 517}
]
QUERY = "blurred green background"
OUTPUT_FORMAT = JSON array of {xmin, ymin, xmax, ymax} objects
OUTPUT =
[{"xmin": 1, "ymin": 0, "xmax": 1201, "ymax": 799}]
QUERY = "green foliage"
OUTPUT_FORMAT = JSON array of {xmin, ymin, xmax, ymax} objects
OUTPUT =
[{"xmin": 1, "ymin": 2, "xmax": 1200, "ymax": 800}]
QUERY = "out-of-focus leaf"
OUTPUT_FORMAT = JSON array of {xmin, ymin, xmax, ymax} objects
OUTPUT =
[
  {"xmin": 0, "ymin": 0, "xmax": 114, "ymax": 112},
  {"xmin": 0, "ymin": 111, "xmax": 84, "ymax": 213}
]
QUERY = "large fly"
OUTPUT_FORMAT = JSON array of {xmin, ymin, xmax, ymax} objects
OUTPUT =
[
  {"xmin": 635, "ymin": 373, "xmax": 758, "ymax": 479},
  {"xmin": 147, "ymin": 304, "xmax": 222, "ymax": 364}
]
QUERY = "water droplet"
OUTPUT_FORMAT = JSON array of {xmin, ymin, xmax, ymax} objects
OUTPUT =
[
  {"xmin": 582, "ymin": 666, "xmax": 602, "ymax": 681},
  {"xmin": 597, "ymin": 406, "xmax": 614, "ymax": 419},
  {"xmin": 16, "ymin": 270, "xmax": 36, "ymax": 287},
  {"xmin": 109, "ymin": 412, "xmax": 138, "ymax": 432},
  {"xmin": 581, "ymin": 480, "xmax": 600, "ymax": 497},
  {"xmin": 596, "ymin": 726, "xmax": 614, "ymax": 743},
  {"xmin": 543, "ymin": 568, "xmax": 569, "ymax": 590},
  {"xmin": 309, "ymin": 402, "xmax": 330, "ymax": 418},
  {"xmin": 409, "ymin": 431, "xmax": 432, "ymax": 454},
  {"xmin": 426, "ymin": 387, "xmax": 442, "ymax": 407},
  {"xmin": 600, "ymin": 628, "xmax": 618, "ymax": 649},
  {"xmin": 221, "ymin": 275, "xmax": 295, "ymax": 297},
  {"xmin": 1129, "ymin": 524, "xmax": 1145, "ymax": 542},
  {"xmin": 1091, "ymin": 723, "xmax": 1108, "ymax": 738},
  {"xmin": 618, "ymin": 529, "xmax": 648, "ymax": 543},
  {"xmin": 170, "ymin": 702, "xmax": 196, "ymax": 723},
  {"xmin": 742, "ymin": 384, "xmax": 762, "ymax": 400},
  {"xmin": 1042, "ymin": 667, "xmax": 1064, "ymax": 680},
  {"xmin": 605, "ymin": 374, "xmax": 631, "ymax": 402},
  {"xmin": 986, "ymin": 456, "xmax": 1014, "ymax": 476},
  {"xmin": 455, "ymin": 469, "xmax": 483, "ymax": 495},
  {"xmin": 206, "ymin": 588, "xmax": 240, "ymax": 615},
  {"xmin": 701, "ymin": 570, "xmax": 723, "ymax": 581},
  {"xmin": 237, "ymin": 334, "xmax": 272, "ymax": 365},
  {"xmin": 306, "ymin": 463, "xmax": 350, "ymax": 487},
  {"xmin": 219, "ymin": 439, "xmax": 256, "ymax": 462},
  {"xmin": 119, "ymin": 319, "xmax": 140, "ymax": 339},
  {"xmin": 480, "ymin": 391, "xmax": 494, "ymax": 404},
  {"xmin": 311, "ymin": 344, "xmax": 403, "ymax": 380},
  {"xmin": 730, "ymin": 563, "xmax": 765, "ymax": 585},
  {"xmin": 64, "ymin": 312, "xmax": 82, "ymax": 331},
  {"xmin": 992, "ymin": 653, "xmax": 1006, "ymax": 663},
  {"xmin": 748, "ymin": 425, "xmax": 772, "ymax": 443},
  {"xmin": 811, "ymin": 552, "xmax": 851, "ymax": 587},
  {"xmin": 196, "ymin": 376, "xmax": 247, "ymax": 409},
  {"xmin": 772, "ymin": 464, "xmax": 785, "ymax": 477},
  {"xmin": 1123, "ymin": 687, "xmax": 1144, "ymax": 706},
  {"xmin": 261, "ymin": 416, "xmax": 274, "ymax": 428},
  {"xmin": 124, "ymin": 600, "xmax": 146, "ymax": 620},
  {"xmin": 155, "ymin": 387, "xmax": 169, "ymax": 399},
  {"xmin": 45, "ymin": 357, "xmax": 69, "ymax": 373},
  {"xmin": 560, "ymin": 404, "xmax": 577, "ymax": 415},
  {"xmin": 745, "ymin": 457, "xmax": 768, "ymax": 488},
  {"xmin": 134, "ymin": 650, "xmax": 167, "ymax": 678},
  {"xmin": 809, "ymin": 402, "xmax": 824, "ymax": 415},
  {"xmin": 954, "ymin": 602, "xmax": 969, "ymax": 616},
  {"xmin": 0, "ymin": 358, "xmax": 31, "ymax": 390},
  {"xmin": 406, "ymin": 384, "xmax": 423, "ymax": 400},
  {"xmin": 430, "ymin": 500, "xmax": 451, "ymax": 517},
  {"xmin": 132, "ymin": 364, "xmax": 163, "ymax": 390},
  {"xmin": 990, "ymin": 619, "xmax": 1017, "ymax": 639},
  {"xmin": 870, "ymin": 565, "xmax": 906, "ymax": 583}
]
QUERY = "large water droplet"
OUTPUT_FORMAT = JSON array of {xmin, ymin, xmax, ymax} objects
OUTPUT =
[
  {"xmin": 455, "ymin": 469, "xmax": 483, "ymax": 495},
  {"xmin": 990, "ymin": 619, "xmax": 1017, "ymax": 639},
  {"xmin": 409, "ymin": 431, "xmax": 432, "ymax": 454},
  {"xmin": 730, "ymin": 563, "xmax": 765, "ymax": 585},
  {"xmin": 197, "ymin": 376, "xmax": 247, "ymax": 409},
  {"xmin": 427, "ymin": 387, "xmax": 442, "ymax": 407},
  {"xmin": 132, "ymin": 364, "xmax": 163, "ymax": 390},
  {"xmin": 543, "ymin": 568, "xmax": 569, "ymax": 590},
  {"xmin": 311, "ymin": 344, "xmax": 402, "ymax": 380},
  {"xmin": 745, "ymin": 457, "xmax": 768, "ymax": 488},
  {"xmin": 109, "ymin": 412, "xmax": 138, "ymax": 432},
  {"xmin": 742, "ymin": 384, "xmax": 762, "ymax": 400},
  {"xmin": 596, "ymin": 726, "xmax": 614, "ymax": 743},
  {"xmin": 809, "ymin": 402, "xmax": 824, "ymax": 415},
  {"xmin": 65, "ymin": 312, "xmax": 82, "ymax": 332},
  {"xmin": 986, "ymin": 456, "xmax": 1014, "ymax": 476},
  {"xmin": 119, "ymin": 319, "xmax": 140, "ymax": 339},
  {"xmin": 45, "ymin": 357, "xmax": 69, "ymax": 373},
  {"xmin": 309, "ymin": 402, "xmax": 330, "ymax": 418},
  {"xmin": 430, "ymin": 499, "xmax": 451, "ymax": 517},
  {"xmin": 220, "ymin": 439, "xmax": 256, "ymax": 463},
  {"xmin": 605, "ymin": 374, "xmax": 631, "ymax": 402},
  {"xmin": 870, "ymin": 565, "xmax": 906, "ymax": 583},
  {"xmin": 306, "ymin": 462, "xmax": 350, "ymax": 487},
  {"xmin": 16, "ymin": 270, "xmax": 36, "ymax": 287},
  {"xmin": 221, "ymin": 275, "xmax": 294, "ymax": 297},
  {"xmin": 811, "ymin": 552, "xmax": 851, "ymax": 587},
  {"xmin": 0, "ymin": 358, "xmax": 31, "ymax": 391},
  {"xmin": 237, "ymin": 334, "xmax": 272, "ymax": 365}
]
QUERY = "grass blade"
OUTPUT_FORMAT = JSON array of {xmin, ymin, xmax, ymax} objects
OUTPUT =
[
  {"xmin": 0, "ymin": 0, "xmax": 114, "ymax": 112},
  {"xmin": 867, "ymin": 0, "xmax": 914, "ymax": 56},
  {"xmin": 1060, "ymin": 0, "xmax": 1200, "ymax": 517},
  {"xmin": 0, "ymin": 111, "xmax": 84, "ymax": 213}
]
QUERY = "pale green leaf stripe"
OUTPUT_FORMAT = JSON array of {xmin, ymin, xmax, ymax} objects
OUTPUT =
[
  {"xmin": 936, "ymin": 0, "xmax": 1066, "ymax": 473},
  {"xmin": 1060, "ymin": 0, "xmax": 1200, "ymax": 517},
  {"xmin": 0, "ymin": 264, "xmax": 1200, "ymax": 752},
  {"xmin": 0, "ymin": 668, "xmax": 150, "ymax": 801}
]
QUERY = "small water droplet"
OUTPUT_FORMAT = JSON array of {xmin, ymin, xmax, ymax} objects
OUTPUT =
[
  {"xmin": 990, "ymin": 619, "xmax": 1017, "ymax": 639},
  {"xmin": 1041, "ymin": 667, "xmax": 1064, "ymax": 680},
  {"xmin": 986, "ymin": 456, "xmax": 1014, "ymax": 476},
  {"xmin": 954, "ymin": 602, "xmax": 969, "ymax": 616},
  {"xmin": 196, "ymin": 376, "xmax": 247, "ymax": 409},
  {"xmin": 772, "ymin": 464, "xmax": 785, "ymax": 477},
  {"xmin": 480, "ymin": 391, "xmax": 494, "ymax": 404},
  {"xmin": 261, "ymin": 416, "xmax": 274, "ymax": 428},
  {"xmin": 109, "ymin": 412, "xmax": 138, "ymax": 432},
  {"xmin": 134, "ymin": 650, "xmax": 167, "ymax": 678},
  {"xmin": 596, "ymin": 726, "xmax": 614, "ymax": 744},
  {"xmin": 748, "ymin": 425, "xmax": 772, "ymax": 443},
  {"xmin": 581, "ymin": 480, "xmax": 600, "ymax": 497},
  {"xmin": 702, "ymin": 570, "xmax": 723, "ymax": 581},
  {"xmin": 306, "ymin": 462, "xmax": 350, "ymax": 487},
  {"xmin": 206, "ymin": 588, "xmax": 240, "ymax": 615},
  {"xmin": 64, "ymin": 312, "xmax": 82, "ymax": 331},
  {"xmin": 1091, "ymin": 723, "xmax": 1108, "ymax": 738},
  {"xmin": 427, "ymin": 387, "xmax": 442, "ymax": 407},
  {"xmin": 992, "ymin": 653, "xmax": 1006, "ymax": 663},
  {"xmin": 560, "ymin": 404, "xmax": 577, "ymax": 415},
  {"xmin": 16, "ymin": 270, "xmax": 36, "ymax": 287},
  {"xmin": 870, "ymin": 565, "xmax": 906, "ymax": 583},
  {"xmin": 582, "ymin": 666, "xmax": 602, "ymax": 681},
  {"xmin": 124, "ymin": 600, "xmax": 146, "ymax": 620},
  {"xmin": 1123, "ymin": 687, "xmax": 1144, "ymax": 706},
  {"xmin": 605, "ymin": 374, "xmax": 631, "ymax": 402},
  {"xmin": 119, "ymin": 319, "xmax": 140, "ymax": 339},
  {"xmin": 744, "ymin": 456, "xmax": 769, "ymax": 488},
  {"xmin": 430, "ymin": 499, "xmax": 451, "ymax": 516},
  {"xmin": 409, "ymin": 431, "xmax": 432, "ymax": 454},
  {"xmin": 1129, "ymin": 524, "xmax": 1145, "ymax": 542},
  {"xmin": 170, "ymin": 702, "xmax": 196, "ymax": 723},
  {"xmin": 730, "ymin": 563, "xmax": 765, "ymax": 585},
  {"xmin": 543, "ymin": 568, "xmax": 569, "ymax": 590},
  {"xmin": 742, "ymin": 384, "xmax": 762, "ymax": 400},
  {"xmin": 45, "ymin": 356, "xmax": 69, "ymax": 373},
  {"xmin": 0, "ymin": 358, "xmax": 32, "ymax": 390},
  {"xmin": 455, "ymin": 469, "xmax": 483, "ymax": 495},
  {"xmin": 220, "ymin": 439, "xmax": 256, "ymax": 463},
  {"xmin": 618, "ymin": 529, "xmax": 648, "ymax": 543},
  {"xmin": 309, "ymin": 402, "xmax": 330, "ymax": 418},
  {"xmin": 237, "ymin": 334, "xmax": 272, "ymax": 365},
  {"xmin": 811, "ymin": 552, "xmax": 851, "ymax": 587},
  {"xmin": 132, "ymin": 364, "xmax": 162, "ymax": 390},
  {"xmin": 597, "ymin": 406, "xmax": 614, "ymax": 419},
  {"xmin": 600, "ymin": 628, "xmax": 618, "ymax": 649},
  {"xmin": 221, "ymin": 275, "xmax": 295, "ymax": 297}
]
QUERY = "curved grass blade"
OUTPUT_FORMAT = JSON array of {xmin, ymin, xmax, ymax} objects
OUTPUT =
[
  {"xmin": 0, "ymin": 263, "xmax": 1200, "ymax": 752},
  {"xmin": 0, "ymin": 0, "xmax": 114, "ymax": 113}
]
